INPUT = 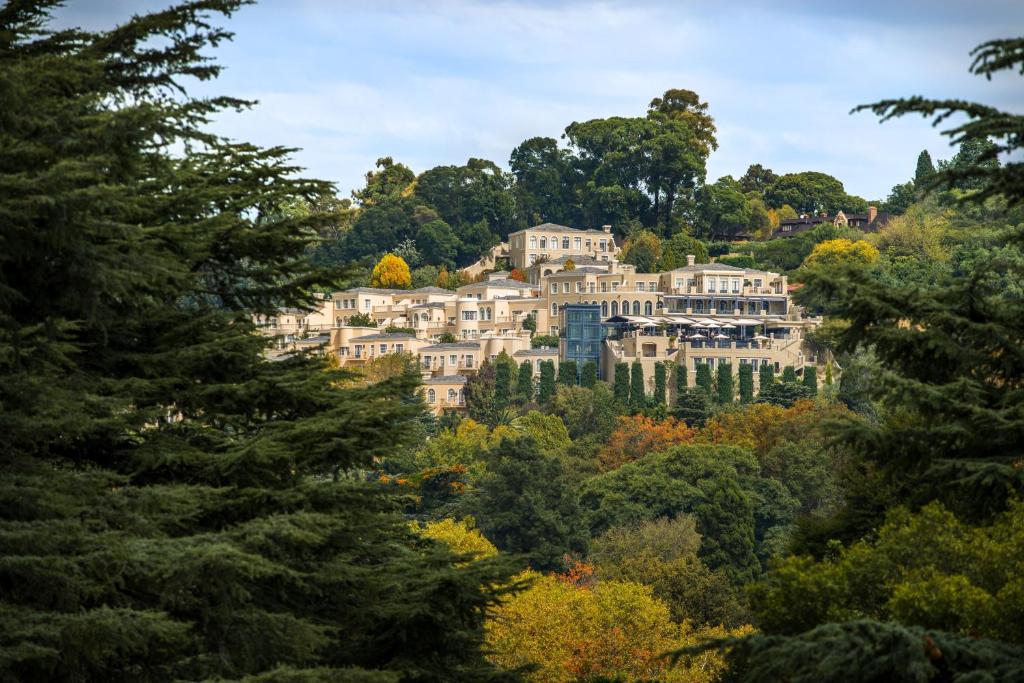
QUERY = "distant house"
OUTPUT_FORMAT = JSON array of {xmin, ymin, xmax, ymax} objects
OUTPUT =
[{"xmin": 774, "ymin": 206, "xmax": 890, "ymax": 238}]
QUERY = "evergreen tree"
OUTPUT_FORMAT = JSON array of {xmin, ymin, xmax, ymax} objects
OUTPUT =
[
  {"xmin": 738, "ymin": 364, "xmax": 754, "ymax": 403},
  {"xmin": 802, "ymin": 365, "xmax": 818, "ymax": 395},
  {"xmin": 716, "ymin": 363, "xmax": 734, "ymax": 404},
  {"xmin": 825, "ymin": 361, "xmax": 834, "ymax": 386},
  {"xmin": 914, "ymin": 149, "xmax": 936, "ymax": 185},
  {"xmin": 493, "ymin": 351, "xmax": 515, "ymax": 410},
  {"xmin": 469, "ymin": 436, "xmax": 589, "ymax": 571},
  {"xmin": 613, "ymin": 362, "xmax": 630, "ymax": 405},
  {"xmin": 514, "ymin": 360, "xmax": 534, "ymax": 404},
  {"xmin": 695, "ymin": 363, "xmax": 714, "ymax": 398},
  {"xmin": 676, "ymin": 362, "xmax": 688, "ymax": 395},
  {"xmin": 0, "ymin": 3, "xmax": 514, "ymax": 680},
  {"xmin": 538, "ymin": 360, "xmax": 556, "ymax": 403},
  {"xmin": 759, "ymin": 363, "xmax": 775, "ymax": 394},
  {"xmin": 782, "ymin": 365, "xmax": 798, "ymax": 383},
  {"xmin": 653, "ymin": 362, "xmax": 667, "ymax": 406},
  {"xmin": 580, "ymin": 360, "xmax": 598, "ymax": 388},
  {"xmin": 629, "ymin": 361, "xmax": 647, "ymax": 413},
  {"xmin": 558, "ymin": 359, "xmax": 578, "ymax": 386},
  {"xmin": 674, "ymin": 388, "xmax": 711, "ymax": 428}
]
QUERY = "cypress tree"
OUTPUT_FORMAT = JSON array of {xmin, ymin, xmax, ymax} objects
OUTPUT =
[
  {"xmin": 538, "ymin": 360, "xmax": 556, "ymax": 403},
  {"xmin": 629, "ymin": 361, "xmax": 646, "ymax": 413},
  {"xmin": 696, "ymin": 363, "xmax": 714, "ymax": 397},
  {"xmin": 0, "ymin": 4, "xmax": 514, "ymax": 680},
  {"xmin": 613, "ymin": 362, "xmax": 630, "ymax": 405},
  {"xmin": 782, "ymin": 365, "xmax": 798, "ymax": 383},
  {"xmin": 580, "ymin": 360, "xmax": 598, "ymax": 388},
  {"xmin": 739, "ymin": 363, "xmax": 754, "ymax": 403},
  {"xmin": 675, "ymin": 388, "xmax": 711, "ymax": 428},
  {"xmin": 515, "ymin": 360, "xmax": 534, "ymax": 403},
  {"xmin": 654, "ymin": 362, "xmax": 667, "ymax": 405},
  {"xmin": 803, "ymin": 365, "xmax": 818, "ymax": 395},
  {"xmin": 716, "ymin": 362, "xmax": 734, "ymax": 404},
  {"xmin": 914, "ymin": 149, "xmax": 935, "ymax": 185},
  {"xmin": 676, "ymin": 362, "xmax": 688, "ymax": 396},
  {"xmin": 558, "ymin": 359, "xmax": 578, "ymax": 386},
  {"xmin": 493, "ymin": 351, "xmax": 515, "ymax": 409},
  {"xmin": 825, "ymin": 361, "xmax": 834, "ymax": 386},
  {"xmin": 759, "ymin": 363, "xmax": 775, "ymax": 394}
]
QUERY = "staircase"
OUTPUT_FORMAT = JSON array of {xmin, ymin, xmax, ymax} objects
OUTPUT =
[{"xmin": 462, "ymin": 242, "xmax": 510, "ymax": 278}]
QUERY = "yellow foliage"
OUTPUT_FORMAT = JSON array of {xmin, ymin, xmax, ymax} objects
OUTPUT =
[
  {"xmin": 486, "ymin": 572, "xmax": 748, "ymax": 682},
  {"xmin": 802, "ymin": 238, "xmax": 879, "ymax": 270},
  {"xmin": 370, "ymin": 253, "xmax": 411, "ymax": 289},
  {"xmin": 418, "ymin": 517, "xmax": 498, "ymax": 561}
]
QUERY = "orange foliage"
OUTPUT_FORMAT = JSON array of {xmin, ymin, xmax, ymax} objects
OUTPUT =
[
  {"xmin": 557, "ymin": 558, "xmax": 596, "ymax": 589},
  {"xmin": 509, "ymin": 268, "xmax": 527, "ymax": 282},
  {"xmin": 598, "ymin": 415, "xmax": 697, "ymax": 472},
  {"xmin": 703, "ymin": 399, "xmax": 843, "ymax": 457}
]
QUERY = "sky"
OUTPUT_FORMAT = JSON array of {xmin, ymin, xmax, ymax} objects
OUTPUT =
[{"xmin": 57, "ymin": 0, "xmax": 1024, "ymax": 203}]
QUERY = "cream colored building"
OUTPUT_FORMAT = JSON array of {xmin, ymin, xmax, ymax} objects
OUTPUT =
[
  {"xmin": 508, "ymin": 223, "xmax": 619, "ymax": 271},
  {"xmin": 421, "ymin": 374, "xmax": 468, "ymax": 415}
]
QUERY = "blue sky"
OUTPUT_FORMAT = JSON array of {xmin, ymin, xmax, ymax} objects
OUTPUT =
[{"xmin": 60, "ymin": 0, "xmax": 1024, "ymax": 202}]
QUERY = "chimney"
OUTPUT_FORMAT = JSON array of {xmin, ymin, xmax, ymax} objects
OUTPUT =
[
  {"xmin": 868, "ymin": 205, "xmax": 877, "ymax": 223},
  {"xmin": 601, "ymin": 224, "xmax": 612, "ymax": 233},
  {"xmin": 686, "ymin": 254, "xmax": 695, "ymax": 267}
]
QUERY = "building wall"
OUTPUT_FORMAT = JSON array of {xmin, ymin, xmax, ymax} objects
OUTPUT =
[{"xmin": 508, "ymin": 225, "xmax": 619, "ymax": 269}]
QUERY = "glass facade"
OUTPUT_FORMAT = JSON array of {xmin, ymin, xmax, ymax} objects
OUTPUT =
[{"xmin": 562, "ymin": 304, "xmax": 603, "ymax": 378}]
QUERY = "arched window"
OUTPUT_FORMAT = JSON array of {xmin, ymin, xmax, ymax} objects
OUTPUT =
[
  {"xmin": 562, "ymin": 237, "xmax": 570, "ymax": 249},
  {"xmin": 632, "ymin": 301, "xmax": 641, "ymax": 315},
  {"xmin": 611, "ymin": 301, "xmax": 619, "ymax": 316},
  {"xmin": 540, "ymin": 237, "xmax": 547, "ymax": 248},
  {"xmin": 550, "ymin": 235, "xmax": 558, "ymax": 248},
  {"xmin": 458, "ymin": 389, "xmax": 465, "ymax": 404},
  {"xmin": 601, "ymin": 301, "xmax": 608, "ymax": 317},
  {"xmin": 644, "ymin": 301, "xmax": 653, "ymax": 315},
  {"xmin": 427, "ymin": 389, "xmax": 436, "ymax": 403},
  {"xmin": 622, "ymin": 300, "xmax": 630, "ymax": 315},
  {"xmin": 447, "ymin": 389, "xmax": 456, "ymax": 403}
]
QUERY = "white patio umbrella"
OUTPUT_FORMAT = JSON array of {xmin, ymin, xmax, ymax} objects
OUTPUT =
[
  {"xmin": 752, "ymin": 334, "xmax": 769, "ymax": 341},
  {"xmin": 713, "ymin": 333, "xmax": 730, "ymax": 340},
  {"xmin": 719, "ymin": 323, "xmax": 736, "ymax": 330},
  {"xmin": 687, "ymin": 333, "xmax": 705, "ymax": 340}
]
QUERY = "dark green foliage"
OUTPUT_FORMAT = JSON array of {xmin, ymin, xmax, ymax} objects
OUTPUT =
[
  {"xmin": 437, "ymin": 332, "xmax": 458, "ymax": 344},
  {"xmin": 469, "ymin": 436, "xmax": 588, "ymax": 572},
  {"xmin": 580, "ymin": 360, "xmax": 598, "ymax": 388},
  {"xmin": 695, "ymin": 363, "xmax": 714, "ymax": 397},
  {"xmin": 657, "ymin": 232, "xmax": 710, "ymax": 270},
  {"xmin": 756, "ymin": 381, "xmax": 814, "ymax": 408},
  {"xmin": 758, "ymin": 363, "xmax": 775, "ymax": 393},
  {"xmin": 384, "ymin": 325, "xmax": 415, "ymax": 335},
  {"xmin": 514, "ymin": 360, "xmax": 534, "ymax": 404},
  {"xmin": 691, "ymin": 621, "xmax": 1024, "ymax": 683},
  {"xmin": 629, "ymin": 361, "xmax": 646, "ymax": 413},
  {"xmin": 653, "ymin": 362, "xmax": 667, "ymax": 405},
  {"xmin": 675, "ymin": 362, "xmax": 688, "ymax": 394},
  {"xmin": 802, "ymin": 366, "xmax": 818, "ymax": 395},
  {"xmin": 613, "ymin": 362, "xmax": 630, "ymax": 405},
  {"xmin": 530, "ymin": 334, "xmax": 559, "ymax": 348},
  {"xmin": 915, "ymin": 149, "xmax": 936, "ymax": 184},
  {"xmin": 580, "ymin": 445, "xmax": 764, "ymax": 583},
  {"xmin": 558, "ymin": 360, "xmax": 578, "ymax": 386},
  {"xmin": 675, "ymin": 388, "xmax": 711, "ymax": 428},
  {"xmin": 522, "ymin": 312, "xmax": 537, "ymax": 333},
  {"xmin": 465, "ymin": 359, "xmax": 498, "ymax": 424},
  {"xmin": 348, "ymin": 312, "xmax": 377, "ymax": 327},
  {"xmin": 716, "ymin": 363, "xmax": 734, "ymax": 404},
  {"xmin": 0, "ymin": 3, "xmax": 514, "ymax": 680},
  {"xmin": 538, "ymin": 360, "xmax": 556, "ymax": 403},
  {"xmin": 493, "ymin": 352, "xmax": 516, "ymax": 410},
  {"xmin": 716, "ymin": 254, "xmax": 756, "ymax": 269},
  {"xmin": 738, "ymin": 364, "xmax": 754, "ymax": 403},
  {"xmin": 781, "ymin": 366, "xmax": 798, "ymax": 383},
  {"xmin": 764, "ymin": 171, "xmax": 863, "ymax": 215}
]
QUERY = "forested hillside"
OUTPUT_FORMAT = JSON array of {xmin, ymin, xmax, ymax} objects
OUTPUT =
[{"xmin": 2, "ymin": 1, "xmax": 1023, "ymax": 681}]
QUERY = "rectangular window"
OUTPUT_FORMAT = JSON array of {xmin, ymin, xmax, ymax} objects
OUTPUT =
[
  {"xmin": 636, "ymin": 282, "xmax": 645, "ymax": 292},
  {"xmin": 649, "ymin": 281, "xmax": 657, "ymax": 291},
  {"xmin": 465, "ymin": 355, "xmax": 474, "ymax": 368},
  {"xmin": 611, "ymin": 282, "xmax": 619, "ymax": 292},
  {"xmin": 379, "ymin": 344, "xmax": 387, "ymax": 354},
  {"xmin": 753, "ymin": 278, "xmax": 762, "ymax": 289},
  {"xmin": 354, "ymin": 345, "xmax": 363, "ymax": 358},
  {"xmin": 449, "ymin": 354, "xmax": 457, "ymax": 366},
  {"xmin": 588, "ymin": 283, "xmax": 595, "ymax": 293},
  {"xmin": 562, "ymin": 237, "xmax": 570, "ymax": 249},
  {"xmin": 529, "ymin": 236, "xmax": 537, "ymax": 248},
  {"xmin": 550, "ymin": 283, "xmax": 557, "ymax": 294},
  {"xmin": 364, "ymin": 298, "xmax": 371, "ymax": 309},
  {"xmin": 462, "ymin": 311, "xmax": 477, "ymax": 321},
  {"xmin": 574, "ymin": 237, "xmax": 581, "ymax": 249},
  {"xmin": 529, "ymin": 253, "xmax": 537, "ymax": 265},
  {"xmin": 335, "ymin": 300, "xmax": 342, "ymax": 309},
  {"xmin": 585, "ymin": 239, "xmax": 592, "ymax": 251},
  {"xmin": 707, "ymin": 279, "xmax": 716, "ymax": 293},
  {"xmin": 396, "ymin": 344, "xmax": 404, "ymax": 353},
  {"xmin": 600, "ymin": 282, "xmax": 608, "ymax": 292},
  {"xmin": 732, "ymin": 279, "xmax": 740, "ymax": 293},
  {"xmin": 599, "ymin": 240, "xmax": 607, "ymax": 251},
  {"xmin": 675, "ymin": 278, "xmax": 683, "ymax": 288},
  {"xmin": 562, "ymin": 283, "xmax": 570, "ymax": 293}
]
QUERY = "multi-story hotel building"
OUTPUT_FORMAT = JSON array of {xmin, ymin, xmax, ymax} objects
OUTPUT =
[{"xmin": 258, "ymin": 223, "xmax": 822, "ymax": 414}]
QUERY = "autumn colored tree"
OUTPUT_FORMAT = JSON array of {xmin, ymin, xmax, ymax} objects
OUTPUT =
[
  {"xmin": 436, "ymin": 265, "xmax": 451, "ymax": 289},
  {"xmin": 418, "ymin": 518, "xmax": 499, "ymax": 561},
  {"xmin": 370, "ymin": 252, "xmax": 412, "ymax": 288},
  {"xmin": 598, "ymin": 415, "xmax": 697, "ymax": 471},
  {"xmin": 564, "ymin": 258, "xmax": 576, "ymax": 271},
  {"xmin": 486, "ymin": 571, "xmax": 745, "ymax": 683},
  {"xmin": 801, "ymin": 238, "xmax": 879, "ymax": 270},
  {"xmin": 509, "ymin": 267, "xmax": 527, "ymax": 282}
]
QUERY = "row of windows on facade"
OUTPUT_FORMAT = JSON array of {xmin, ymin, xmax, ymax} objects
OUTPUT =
[
  {"xmin": 425, "ymin": 388, "xmax": 464, "ymax": 405},
  {"xmin": 422, "ymin": 354, "xmax": 475, "ymax": 368},
  {"xmin": 553, "ymin": 300, "xmax": 660, "ymax": 317},
  {"xmin": 341, "ymin": 342, "xmax": 407, "ymax": 358},
  {"xmin": 668, "ymin": 300, "xmax": 777, "ymax": 315},
  {"xmin": 693, "ymin": 357, "xmax": 781, "ymax": 372},
  {"xmin": 527, "ymin": 235, "xmax": 610, "ymax": 251}
]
